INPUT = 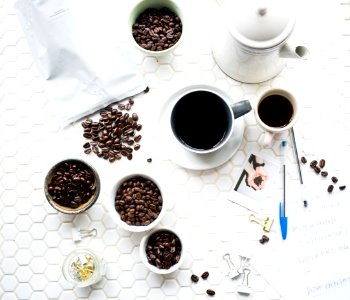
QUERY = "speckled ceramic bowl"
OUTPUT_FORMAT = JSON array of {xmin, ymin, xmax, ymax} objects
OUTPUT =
[{"xmin": 44, "ymin": 159, "xmax": 100, "ymax": 214}]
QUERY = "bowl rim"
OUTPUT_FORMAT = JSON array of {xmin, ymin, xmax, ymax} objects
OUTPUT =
[
  {"xmin": 129, "ymin": 0, "xmax": 185, "ymax": 56},
  {"xmin": 110, "ymin": 172, "xmax": 166, "ymax": 233},
  {"xmin": 139, "ymin": 226, "xmax": 185, "ymax": 274},
  {"xmin": 44, "ymin": 158, "xmax": 100, "ymax": 214}
]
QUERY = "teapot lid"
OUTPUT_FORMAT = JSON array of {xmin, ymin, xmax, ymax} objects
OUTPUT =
[{"xmin": 224, "ymin": 0, "xmax": 296, "ymax": 49}]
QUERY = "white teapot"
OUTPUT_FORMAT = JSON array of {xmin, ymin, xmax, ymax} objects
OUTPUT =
[{"xmin": 212, "ymin": 0, "xmax": 309, "ymax": 83}]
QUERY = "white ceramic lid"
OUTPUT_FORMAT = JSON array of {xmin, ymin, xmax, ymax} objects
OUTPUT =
[{"xmin": 224, "ymin": 0, "xmax": 296, "ymax": 49}]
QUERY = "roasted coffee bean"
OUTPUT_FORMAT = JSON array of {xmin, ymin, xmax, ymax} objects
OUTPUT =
[
  {"xmin": 331, "ymin": 176, "xmax": 338, "ymax": 184},
  {"xmin": 206, "ymin": 289, "xmax": 215, "ymax": 296},
  {"xmin": 191, "ymin": 274, "xmax": 199, "ymax": 283},
  {"xmin": 303, "ymin": 200, "xmax": 308, "ymax": 207},
  {"xmin": 81, "ymin": 99, "xmax": 142, "ymax": 162},
  {"xmin": 83, "ymin": 142, "xmax": 91, "ymax": 148},
  {"xmin": 310, "ymin": 160, "xmax": 317, "ymax": 168},
  {"xmin": 201, "ymin": 271, "xmax": 209, "ymax": 279},
  {"xmin": 115, "ymin": 176, "xmax": 162, "ymax": 226},
  {"xmin": 321, "ymin": 171, "xmax": 328, "ymax": 177},
  {"xmin": 301, "ymin": 156, "xmax": 307, "ymax": 164},
  {"xmin": 47, "ymin": 161, "xmax": 96, "ymax": 209},
  {"xmin": 259, "ymin": 234, "xmax": 270, "ymax": 244},
  {"xmin": 339, "ymin": 185, "xmax": 346, "ymax": 191},
  {"xmin": 327, "ymin": 185, "xmax": 334, "ymax": 193},
  {"xmin": 319, "ymin": 159, "xmax": 326, "ymax": 168},
  {"xmin": 145, "ymin": 230, "xmax": 182, "ymax": 270},
  {"xmin": 313, "ymin": 166, "xmax": 321, "ymax": 174},
  {"xmin": 147, "ymin": 158, "xmax": 152, "ymax": 163},
  {"xmin": 132, "ymin": 7, "xmax": 182, "ymax": 52}
]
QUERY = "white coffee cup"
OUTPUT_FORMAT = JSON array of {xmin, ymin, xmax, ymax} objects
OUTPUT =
[
  {"xmin": 255, "ymin": 88, "xmax": 299, "ymax": 147},
  {"xmin": 170, "ymin": 85, "xmax": 252, "ymax": 154}
]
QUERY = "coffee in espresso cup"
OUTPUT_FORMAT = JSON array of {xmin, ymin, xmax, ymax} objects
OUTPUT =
[
  {"xmin": 170, "ymin": 86, "xmax": 251, "ymax": 154},
  {"xmin": 255, "ymin": 88, "xmax": 299, "ymax": 147}
]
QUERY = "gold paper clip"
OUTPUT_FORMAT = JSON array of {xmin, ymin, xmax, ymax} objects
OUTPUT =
[{"xmin": 249, "ymin": 214, "xmax": 274, "ymax": 232}]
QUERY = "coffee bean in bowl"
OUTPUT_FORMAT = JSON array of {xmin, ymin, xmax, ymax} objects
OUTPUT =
[
  {"xmin": 44, "ymin": 159, "xmax": 100, "ymax": 214},
  {"xmin": 139, "ymin": 227, "xmax": 185, "ymax": 274},
  {"xmin": 129, "ymin": 0, "xmax": 184, "ymax": 56},
  {"xmin": 110, "ymin": 172, "xmax": 166, "ymax": 232}
]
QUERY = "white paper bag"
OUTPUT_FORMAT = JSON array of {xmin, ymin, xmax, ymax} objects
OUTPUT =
[{"xmin": 15, "ymin": 0, "xmax": 147, "ymax": 127}]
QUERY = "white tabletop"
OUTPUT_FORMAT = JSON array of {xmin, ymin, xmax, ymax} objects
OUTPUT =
[{"xmin": 1, "ymin": 0, "xmax": 350, "ymax": 299}]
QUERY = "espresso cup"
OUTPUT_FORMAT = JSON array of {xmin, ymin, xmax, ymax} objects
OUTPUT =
[
  {"xmin": 255, "ymin": 88, "xmax": 299, "ymax": 147},
  {"xmin": 170, "ymin": 86, "xmax": 252, "ymax": 154}
]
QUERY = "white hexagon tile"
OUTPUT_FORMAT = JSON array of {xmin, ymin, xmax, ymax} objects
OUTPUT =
[{"xmin": 1, "ymin": 0, "xmax": 350, "ymax": 299}]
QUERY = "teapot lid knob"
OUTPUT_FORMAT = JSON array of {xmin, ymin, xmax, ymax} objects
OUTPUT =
[{"xmin": 258, "ymin": 8, "xmax": 267, "ymax": 16}]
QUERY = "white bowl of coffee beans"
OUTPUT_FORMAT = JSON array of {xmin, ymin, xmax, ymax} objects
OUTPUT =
[
  {"xmin": 139, "ymin": 227, "xmax": 185, "ymax": 274},
  {"xmin": 110, "ymin": 172, "xmax": 166, "ymax": 232},
  {"xmin": 129, "ymin": 0, "xmax": 184, "ymax": 56},
  {"xmin": 44, "ymin": 159, "xmax": 100, "ymax": 214}
]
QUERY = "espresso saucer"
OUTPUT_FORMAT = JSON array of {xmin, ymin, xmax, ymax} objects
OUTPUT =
[{"xmin": 157, "ymin": 85, "xmax": 244, "ymax": 170}]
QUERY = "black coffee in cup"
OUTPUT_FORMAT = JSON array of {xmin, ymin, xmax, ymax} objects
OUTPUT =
[
  {"xmin": 258, "ymin": 95, "xmax": 294, "ymax": 128},
  {"xmin": 171, "ymin": 91, "xmax": 231, "ymax": 151}
]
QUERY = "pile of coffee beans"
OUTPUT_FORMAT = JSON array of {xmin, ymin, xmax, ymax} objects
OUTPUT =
[
  {"xmin": 47, "ymin": 161, "xmax": 97, "ymax": 209},
  {"xmin": 301, "ymin": 156, "xmax": 346, "ymax": 193},
  {"xmin": 132, "ymin": 7, "xmax": 182, "ymax": 52},
  {"xmin": 145, "ymin": 230, "xmax": 181, "ymax": 269},
  {"xmin": 114, "ymin": 176, "xmax": 163, "ymax": 226},
  {"xmin": 81, "ymin": 99, "xmax": 142, "ymax": 162}
]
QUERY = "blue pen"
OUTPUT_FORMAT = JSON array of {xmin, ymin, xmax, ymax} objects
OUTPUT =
[{"xmin": 280, "ymin": 140, "xmax": 288, "ymax": 240}]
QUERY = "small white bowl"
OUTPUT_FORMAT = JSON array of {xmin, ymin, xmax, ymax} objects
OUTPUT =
[
  {"xmin": 62, "ymin": 248, "xmax": 104, "ymax": 287},
  {"xmin": 110, "ymin": 172, "xmax": 166, "ymax": 232},
  {"xmin": 129, "ymin": 0, "xmax": 185, "ymax": 56},
  {"xmin": 139, "ymin": 227, "xmax": 185, "ymax": 274}
]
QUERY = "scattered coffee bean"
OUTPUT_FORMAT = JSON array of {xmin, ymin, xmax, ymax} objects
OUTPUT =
[
  {"xmin": 47, "ymin": 161, "xmax": 97, "ymax": 209},
  {"xmin": 303, "ymin": 200, "xmax": 308, "ymax": 207},
  {"xmin": 81, "ymin": 101, "xmax": 142, "ymax": 162},
  {"xmin": 206, "ymin": 289, "xmax": 215, "ymax": 296},
  {"xmin": 132, "ymin": 7, "xmax": 183, "ymax": 52},
  {"xmin": 310, "ymin": 160, "xmax": 318, "ymax": 168},
  {"xmin": 114, "ymin": 176, "xmax": 162, "ymax": 226},
  {"xmin": 191, "ymin": 274, "xmax": 199, "ymax": 283},
  {"xmin": 301, "ymin": 156, "xmax": 307, "ymax": 164},
  {"xmin": 147, "ymin": 158, "xmax": 152, "ymax": 163},
  {"xmin": 327, "ymin": 185, "xmax": 334, "ymax": 193},
  {"xmin": 145, "ymin": 230, "xmax": 182, "ymax": 269},
  {"xmin": 319, "ymin": 159, "xmax": 326, "ymax": 168},
  {"xmin": 313, "ymin": 166, "xmax": 321, "ymax": 174},
  {"xmin": 331, "ymin": 176, "xmax": 338, "ymax": 184},
  {"xmin": 339, "ymin": 185, "xmax": 346, "ymax": 191},
  {"xmin": 259, "ymin": 235, "xmax": 270, "ymax": 244},
  {"xmin": 201, "ymin": 271, "xmax": 209, "ymax": 280},
  {"xmin": 321, "ymin": 171, "xmax": 328, "ymax": 177}
]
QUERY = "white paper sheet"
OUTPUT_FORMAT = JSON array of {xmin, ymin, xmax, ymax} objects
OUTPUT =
[
  {"xmin": 253, "ymin": 186, "xmax": 350, "ymax": 300},
  {"xmin": 15, "ymin": 0, "xmax": 147, "ymax": 127}
]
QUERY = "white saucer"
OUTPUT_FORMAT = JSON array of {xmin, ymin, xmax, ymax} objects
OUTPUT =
[{"xmin": 157, "ymin": 85, "xmax": 244, "ymax": 171}]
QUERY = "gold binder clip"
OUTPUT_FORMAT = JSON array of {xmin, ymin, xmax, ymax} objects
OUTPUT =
[{"xmin": 249, "ymin": 214, "xmax": 273, "ymax": 232}]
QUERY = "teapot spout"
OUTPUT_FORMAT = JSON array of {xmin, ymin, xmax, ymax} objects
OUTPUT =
[{"xmin": 280, "ymin": 44, "xmax": 309, "ymax": 59}]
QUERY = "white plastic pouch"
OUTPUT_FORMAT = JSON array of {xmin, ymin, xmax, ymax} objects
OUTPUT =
[{"xmin": 15, "ymin": 0, "xmax": 147, "ymax": 127}]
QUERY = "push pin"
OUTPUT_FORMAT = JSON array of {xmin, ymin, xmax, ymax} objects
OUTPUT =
[
  {"xmin": 72, "ymin": 227, "xmax": 97, "ymax": 242},
  {"xmin": 249, "ymin": 214, "xmax": 274, "ymax": 232},
  {"xmin": 223, "ymin": 253, "xmax": 240, "ymax": 279},
  {"xmin": 237, "ymin": 268, "xmax": 252, "ymax": 295}
]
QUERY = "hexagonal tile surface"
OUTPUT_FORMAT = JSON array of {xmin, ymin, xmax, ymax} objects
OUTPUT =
[{"xmin": 1, "ymin": 0, "xmax": 350, "ymax": 299}]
